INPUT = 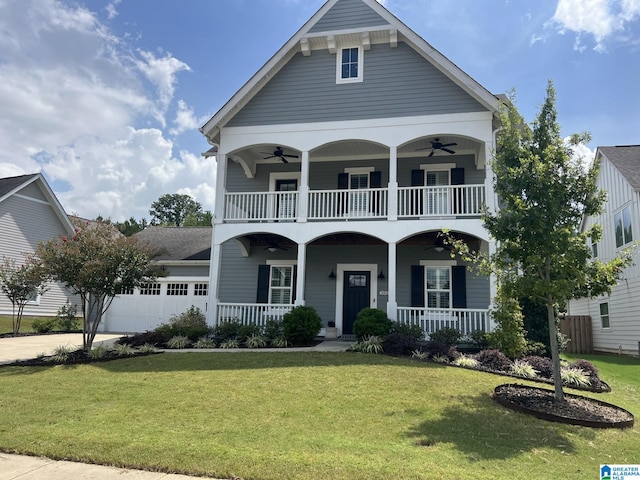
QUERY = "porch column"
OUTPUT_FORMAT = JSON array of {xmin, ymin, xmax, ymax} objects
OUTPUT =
[
  {"xmin": 488, "ymin": 241, "xmax": 497, "ymax": 332},
  {"xmin": 207, "ymin": 236, "xmax": 222, "ymax": 326},
  {"xmin": 298, "ymin": 151, "xmax": 309, "ymax": 223},
  {"xmin": 214, "ymin": 153, "xmax": 227, "ymax": 225},
  {"xmin": 386, "ymin": 241, "xmax": 398, "ymax": 320},
  {"xmin": 295, "ymin": 242, "xmax": 307, "ymax": 306},
  {"xmin": 388, "ymin": 146, "xmax": 398, "ymax": 221}
]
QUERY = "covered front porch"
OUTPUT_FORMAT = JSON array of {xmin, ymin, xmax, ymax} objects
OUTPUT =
[{"xmin": 209, "ymin": 230, "xmax": 493, "ymax": 338}]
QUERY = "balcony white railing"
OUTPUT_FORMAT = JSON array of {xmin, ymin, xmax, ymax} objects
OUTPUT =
[
  {"xmin": 224, "ymin": 191, "xmax": 298, "ymax": 222},
  {"xmin": 397, "ymin": 185, "xmax": 485, "ymax": 218},
  {"xmin": 396, "ymin": 307, "xmax": 489, "ymax": 337},
  {"xmin": 222, "ymin": 185, "xmax": 484, "ymax": 222},
  {"xmin": 308, "ymin": 188, "xmax": 388, "ymax": 220},
  {"xmin": 217, "ymin": 303, "xmax": 294, "ymax": 326}
]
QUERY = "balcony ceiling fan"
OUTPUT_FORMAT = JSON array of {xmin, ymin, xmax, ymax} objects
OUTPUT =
[
  {"xmin": 262, "ymin": 146, "xmax": 299, "ymax": 164},
  {"xmin": 417, "ymin": 138, "xmax": 457, "ymax": 157}
]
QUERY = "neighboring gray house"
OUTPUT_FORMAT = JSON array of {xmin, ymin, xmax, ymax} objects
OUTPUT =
[
  {"xmin": 198, "ymin": 0, "xmax": 502, "ymax": 338},
  {"xmin": 103, "ymin": 226, "xmax": 211, "ymax": 332},
  {"xmin": 568, "ymin": 145, "xmax": 640, "ymax": 355},
  {"xmin": 0, "ymin": 173, "xmax": 77, "ymax": 316}
]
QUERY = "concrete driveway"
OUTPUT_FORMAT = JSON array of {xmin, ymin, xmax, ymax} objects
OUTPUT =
[{"xmin": 0, "ymin": 333, "xmax": 123, "ymax": 364}]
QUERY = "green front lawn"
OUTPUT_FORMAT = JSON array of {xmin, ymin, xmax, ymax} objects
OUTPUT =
[{"xmin": 0, "ymin": 352, "xmax": 637, "ymax": 480}]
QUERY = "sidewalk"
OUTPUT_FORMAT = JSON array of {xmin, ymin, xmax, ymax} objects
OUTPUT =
[{"xmin": 0, "ymin": 452, "xmax": 214, "ymax": 479}]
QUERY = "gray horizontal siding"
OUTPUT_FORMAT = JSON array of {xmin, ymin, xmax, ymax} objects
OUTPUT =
[
  {"xmin": 16, "ymin": 182, "xmax": 48, "ymax": 202},
  {"xmin": 164, "ymin": 265, "xmax": 210, "ymax": 277},
  {"xmin": 227, "ymin": 42, "xmax": 486, "ymax": 128},
  {"xmin": 309, "ymin": 0, "xmax": 389, "ymax": 33}
]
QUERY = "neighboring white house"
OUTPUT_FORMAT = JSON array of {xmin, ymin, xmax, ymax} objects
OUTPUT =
[
  {"xmin": 0, "ymin": 173, "xmax": 77, "ymax": 317},
  {"xmin": 568, "ymin": 145, "xmax": 640, "ymax": 356},
  {"xmin": 198, "ymin": 0, "xmax": 502, "ymax": 338},
  {"xmin": 102, "ymin": 226, "xmax": 211, "ymax": 333}
]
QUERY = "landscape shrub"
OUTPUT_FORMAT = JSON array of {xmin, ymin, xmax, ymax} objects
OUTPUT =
[
  {"xmin": 245, "ymin": 334, "xmax": 268, "ymax": 349},
  {"xmin": 212, "ymin": 320, "xmax": 243, "ymax": 340},
  {"xmin": 382, "ymin": 332, "xmax": 418, "ymax": 356},
  {"xmin": 476, "ymin": 349, "xmax": 512, "ymax": 372},
  {"xmin": 523, "ymin": 355, "xmax": 553, "ymax": 378},
  {"xmin": 487, "ymin": 288, "xmax": 528, "ymax": 359},
  {"xmin": 353, "ymin": 308, "xmax": 392, "ymax": 340},
  {"xmin": 118, "ymin": 331, "xmax": 168, "ymax": 347},
  {"xmin": 156, "ymin": 306, "xmax": 210, "ymax": 341},
  {"xmin": 468, "ymin": 329, "xmax": 491, "ymax": 350},
  {"xmin": 428, "ymin": 327, "xmax": 461, "ymax": 347},
  {"xmin": 55, "ymin": 301, "xmax": 80, "ymax": 331},
  {"xmin": 452, "ymin": 355, "xmax": 480, "ymax": 368},
  {"xmin": 282, "ymin": 306, "xmax": 322, "ymax": 346},
  {"xmin": 166, "ymin": 335, "xmax": 191, "ymax": 349},
  {"xmin": 560, "ymin": 366, "xmax": 591, "ymax": 387},
  {"xmin": 510, "ymin": 359, "xmax": 539, "ymax": 378},
  {"xmin": 423, "ymin": 340, "xmax": 449, "ymax": 358},
  {"xmin": 572, "ymin": 359, "xmax": 602, "ymax": 387},
  {"xmin": 389, "ymin": 321, "xmax": 424, "ymax": 340},
  {"xmin": 32, "ymin": 317, "xmax": 56, "ymax": 333},
  {"xmin": 238, "ymin": 324, "xmax": 263, "ymax": 340},
  {"xmin": 263, "ymin": 319, "xmax": 284, "ymax": 340},
  {"xmin": 194, "ymin": 337, "xmax": 216, "ymax": 349},
  {"xmin": 112, "ymin": 343, "xmax": 136, "ymax": 356}
]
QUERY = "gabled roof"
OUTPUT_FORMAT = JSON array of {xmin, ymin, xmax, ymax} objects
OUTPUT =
[
  {"xmin": 134, "ymin": 226, "xmax": 212, "ymax": 262},
  {"xmin": 200, "ymin": 0, "xmax": 501, "ymax": 145},
  {"xmin": 598, "ymin": 145, "xmax": 640, "ymax": 191},
  {"xmin": 0, "ymin": 173, "xmax": 75, "ymax": 234}
]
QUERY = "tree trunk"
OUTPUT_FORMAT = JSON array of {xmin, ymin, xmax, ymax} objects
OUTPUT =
[{"xmin": 546, "ymin": 255, "xmax": 564, "ymax": 402}]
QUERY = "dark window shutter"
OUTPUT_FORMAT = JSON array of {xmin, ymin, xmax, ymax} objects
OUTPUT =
[
  {"xmin": 256, "ymin": 265, "xmax": 270, "ymax": 304},
  {"xmin": 451, "ymin": 168, "xmax": 465, "ymax": 214},
  {"xmin": 291, "ymin": 265, "xmax": 297, "ymax": 303},
  {"xmin": 411, "ymin": 265, "xmax": 425, "ymax": 307},
  {"xmin": 411, "ymin": 169, "xmax": 424, "ymax": 187},
  {"xmin": 338, "ymin": 173, "xmax": 349, "ymax": 189},
  {"xmin": 452, "ymin": 265, "xmax": 467, "ymax": 308},
  {"xmin": 451, "ymin": 168, "xmax": 465, "ymax": 185},
  {"xmin": 370, "ymin": 171, "xmax": 382, "ymax": 188}
]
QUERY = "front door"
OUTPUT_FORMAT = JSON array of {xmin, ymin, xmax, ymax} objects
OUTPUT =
[
  {"xmin": 275, "ymin": 179, "xmax": 297, "ymax": 220},
  {"xmin": 342, "ymin": 271, "xmax": 371, "ymax": 335}
]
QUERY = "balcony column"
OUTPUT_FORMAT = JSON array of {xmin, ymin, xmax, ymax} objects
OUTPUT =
[
  {"xmin": 214, "ymin": 153, "xmax": 227, "ymax": 225},
  {"xmin": 388, "ymin": 146, "xmax": 398, "ymax": 221},
  {"xmin": 295, "ymin": 242, "xmax": 307, "ymax": 306},
  {"xmin": 386, "ymin": 241, "xmax": 398, "ymax": 320},
  {"xmin": 484, "ymin": 141, "xmax": 497, "ymax": 215},
  {"xmin": 298, "ymin": 151, "xmax": 309, "ymax": 223},
  {"xmin": 207, "ymin": 235, "xmax": 222, "ymax": 326}
]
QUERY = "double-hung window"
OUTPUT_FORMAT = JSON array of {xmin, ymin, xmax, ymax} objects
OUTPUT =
[
  {"xmin": 425, "ymin": 266, "xmax": 451, "ymax": 309},
  {"xmin": 599, "ymin": 302, "xmax": 610, "ymax": 329},
  {"xmin": 337, "ymin": 46, "xmax": 363, "ymax": 83},
  {"xmin": 270, "ymin": 265, "xmax": 293, "ymax": 304},
  {"xmin": 614, "ymin": 206, "xmax": 633, "ymax": 248}
]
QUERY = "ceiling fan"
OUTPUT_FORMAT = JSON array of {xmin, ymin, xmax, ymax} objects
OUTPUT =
[
  {"xmin": 262, "ymin": 147, "xmax": 299, "ymax": 164},
  {"xmin": 264, "ymin": 240, "xmax": 289, "ymax": 253},
  {"xmin": 417, "ymin": 138, "xmax": 457, "ymax": 157}
]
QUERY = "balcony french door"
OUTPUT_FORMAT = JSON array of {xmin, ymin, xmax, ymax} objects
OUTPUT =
[
  {"xmin": 426, "ymin": 170, "xmax": 449, "ymax": 215},
  {"xmin": 275, "ymin": 179, "xmax": 297, "ymax": 221},
  {"xmin": 349, "ymin": 173, "xmax": 369, "ymax": 216}
]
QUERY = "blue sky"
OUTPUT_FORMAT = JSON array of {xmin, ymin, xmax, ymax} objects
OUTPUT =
[{"xmin": 1, "ymin": 0, "xmax": 639, "ymax": 221}]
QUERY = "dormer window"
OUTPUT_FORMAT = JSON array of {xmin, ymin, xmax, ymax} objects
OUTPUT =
[{"xmin": 337, "ymin": 46, "xmax": 363, "ymax": 84}]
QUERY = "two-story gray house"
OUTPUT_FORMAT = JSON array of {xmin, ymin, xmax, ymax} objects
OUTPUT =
[{"xmin": 199, "ymin": 0, "xmax": 502, "ymax": 338}]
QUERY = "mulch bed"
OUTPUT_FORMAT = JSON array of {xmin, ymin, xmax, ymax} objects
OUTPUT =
[
  {"xmin": 493, "ymin": 384, "xmax": 635, "ymax": 428},
  {"xmin": 2, "ymin": 350, "xmax": 163, "ymax": 367}
]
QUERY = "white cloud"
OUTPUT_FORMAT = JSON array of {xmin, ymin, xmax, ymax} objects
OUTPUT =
[
  {"xmin": 170, "ymin": 100, "xmax": 207, "ymax": 136},
  {"xmin": 552, "ymin": 0, "xmax": 640, "ymax": 51},
  {"xmin": 0, "ymin": 0, "xmax": 213, "ymax": 221}
]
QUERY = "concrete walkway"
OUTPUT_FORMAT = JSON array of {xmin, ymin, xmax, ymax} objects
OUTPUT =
[{"xmin": 0, "ymin": 334, "xmax": 351, "ymax": 478}]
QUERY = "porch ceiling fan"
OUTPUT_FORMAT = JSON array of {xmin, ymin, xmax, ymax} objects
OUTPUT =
[
  {"xmin": 264, "ymin": 240, "xmax": 289, "ymax": 253},
  {"xmin": 262, "ymin": 147, "xmax": 299, "ymax": 164},
  {"xmin": 416, "ymin": 138, "xmax": 457, "ymax": 157}
]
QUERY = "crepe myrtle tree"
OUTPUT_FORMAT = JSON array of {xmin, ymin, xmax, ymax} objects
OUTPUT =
[
  {"xmin": 0, "ymin": 255, "xmax": 50, "ymax": 335},
  {"xmin": 37, "ymin": 218, "xmax": 157, "ymax": 350},
  {"xmin": 445, "ymin": 81, "xmax": 633, "ymax": 402}
]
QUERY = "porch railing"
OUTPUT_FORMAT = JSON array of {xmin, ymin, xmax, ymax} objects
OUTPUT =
[
  {"xmin": 308, "ymin": 188, "xmax": 388, "ymax": 220},
  {"xmin": 396, "ymin": 307, "xmax": 489, "ymax": 337},
  {"xmin": 217, "ymin": 303, "xmax": 294, "ymax": 326},
  {"xmin": 224, "ymin": 191, "xmax": 298, "ymax": 222},
  {"xmin": 397, "ymin": 185, "xmax": 485, "ymax": 218}
]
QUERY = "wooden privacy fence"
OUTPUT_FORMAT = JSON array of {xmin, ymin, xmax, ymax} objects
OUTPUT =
[{"xmin": 559, "ymin": 315, "xmax": 593, "ymax": 354}]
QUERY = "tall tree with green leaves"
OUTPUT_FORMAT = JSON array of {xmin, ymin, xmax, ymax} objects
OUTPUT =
[
  {"xmin": 36, "ymin": 218, "xmax": 156, "ymax": 350},
  {"xmin": 0, "ymin": 256, "xmax": 49, "ymax": 335},
  {"xmin": 149, "ymin": 193, "xmax": 203, "ymax": 227},
  {"xmin": 115, "ymin": 216, "xmax": 149, "ymax": 236},
  {"xmin": 450, "ymin": 81, "xmax": 633, "ymax": 402}
]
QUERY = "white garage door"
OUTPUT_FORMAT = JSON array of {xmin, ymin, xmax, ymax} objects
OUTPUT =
[{"xmin": 103, "ymin": 279, "xmax": 209, "ymax": 333}]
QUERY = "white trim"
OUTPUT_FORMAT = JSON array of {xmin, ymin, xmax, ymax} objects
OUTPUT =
[
  {"xmin": 266, "ymin": 263, "xmax": 296, "ymax": 305},
  {"xmin": 344, "ymin": 166, "xmax": 374, "ymax": 174},
  {"xmin": 26, "ymin": 293, "xmax": 41, "ymax": 306},
  {"xmin": 12, "ymin": 193, "xmax": 50, "ymax": 206},
  {"xmin": 420, "ymin": 260, "xmax": 457, "ymax": 267},
  {"xmin": 266, "ymin": 259, "xmax": 298, "ymax": 266},
  {"xmin": 334, "ymin": 263, "xmax": 378, "ymax": 335},
  {"xmin": 268, "ymin": 172, "xmax": 301, "ymax": 192},
  {"xmin": 420, "ymin": 163, "xmax": 456, "ymax": 171},
  {"xmin": 336, "ymin": 45, "xmax": 364, "ymax": 84}
]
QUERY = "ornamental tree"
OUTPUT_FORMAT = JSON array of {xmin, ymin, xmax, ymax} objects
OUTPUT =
[
  {"xmin": 0, "ymin": 256, "xmax": 50, "ymax": 335},
  {"xmin": 449, "ymin": 81, "xmax": 633, "ymax": 402},
  {"xmin": 36, "ymin": 218, "xmax": 156, "ymax": 350}
]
